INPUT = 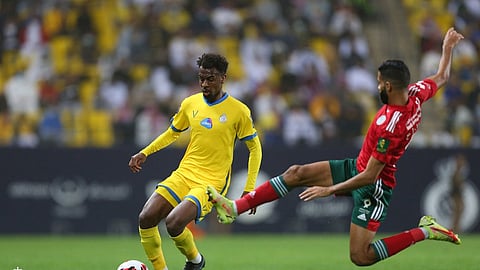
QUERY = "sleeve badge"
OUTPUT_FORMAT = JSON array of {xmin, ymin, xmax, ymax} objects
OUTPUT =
[{"xmin": 376, "ymin": 138, "xmax": 390, "ymax": 153}]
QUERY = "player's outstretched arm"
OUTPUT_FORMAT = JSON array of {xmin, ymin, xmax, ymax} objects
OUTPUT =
[{"xmin": 427, "ymin": 27, "xmax": 464, "ymax": 89}]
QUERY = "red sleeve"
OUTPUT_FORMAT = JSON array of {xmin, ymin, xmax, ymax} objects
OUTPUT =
[{"xmin": 407, "ymin": 79, "xmax": 438, "ymax": 104}]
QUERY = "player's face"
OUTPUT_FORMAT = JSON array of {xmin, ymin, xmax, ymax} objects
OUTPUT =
[
  {"xmin": 198, "ymin": 67, "xmax": 226, "ymax": 103},
  {"xmin": 377, "ymin": 72, "xmax": 389, "ymax": 104}
]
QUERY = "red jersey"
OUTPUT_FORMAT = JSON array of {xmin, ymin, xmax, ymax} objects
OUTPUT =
[{"xmin": 356, "ymin": 79, "xmax": 438, "ymax": 188}]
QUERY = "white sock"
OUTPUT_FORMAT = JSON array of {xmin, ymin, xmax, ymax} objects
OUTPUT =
[
  {"xmin": 189, "ymin": 253, "xmax": 202, "ymax": 264},
  {"xmin": 420, "ymin": 227, "xmax": 429, "ymax": 238}
]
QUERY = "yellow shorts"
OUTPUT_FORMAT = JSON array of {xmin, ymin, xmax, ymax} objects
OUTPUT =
[{"xmin": 155, "ymin": 171, "xmax": 228, "ymax": 222}]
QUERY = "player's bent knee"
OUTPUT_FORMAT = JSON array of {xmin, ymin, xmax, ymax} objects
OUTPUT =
[
  {"xmin": 350, "ymin": 252, "xmax": 375, "ymax": 266},
  {"xmin": 284, "ymin": 164, "xmax": 303, "ymax": 179},
  {"xmin": 138, "ymin": 209, "xmax": 159, "ymax": 229},
  {"xmin": 165, "ymin": 214, "xmax": 186, "ymax": 236},
  {"xmin": 284, "ymin": 164, "xmax": 311, "ymax": 186}
]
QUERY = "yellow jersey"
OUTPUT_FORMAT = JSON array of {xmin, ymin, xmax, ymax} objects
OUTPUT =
[{"xmin": 142, "ymin": 92, "xmax": 259, "ymax": 189}]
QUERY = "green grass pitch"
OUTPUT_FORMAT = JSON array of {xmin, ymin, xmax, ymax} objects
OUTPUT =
[{"xmin": 1, "ymin": 233, "xmax": 479, "ymax": 270}]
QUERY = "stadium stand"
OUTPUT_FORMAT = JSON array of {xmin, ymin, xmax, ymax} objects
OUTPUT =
[{"xmin": 0, "ymin": 0, "xmax": 478, "ymax": 148}]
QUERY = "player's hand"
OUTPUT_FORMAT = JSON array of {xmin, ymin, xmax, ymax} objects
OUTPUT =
[
  {"xmin": 241, "ymin": 191, "xmax": 256, "ymax": 215},
  {"xmin": 443, "ymin": 27, "xmax": 464, "ymax": 49},
  {"xmin": 299, "ymin": 186, "xmax": 333, "ymax": 201},
  {"xmin": 129, "ymin": 152, "xmax": 147, "ymax": 173}
]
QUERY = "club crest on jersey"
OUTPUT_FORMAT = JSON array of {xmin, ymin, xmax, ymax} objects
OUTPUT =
[
  {"xmin": 219, "ymin": 113, "xmax": 227, "ymax": 123},
  {"xmin": 200, "ymin": 118, "xmax": 213, "ymax": 129},
  {"xmin": 376, "ymin": 137, "xmax": 390, "ymax": 153}
]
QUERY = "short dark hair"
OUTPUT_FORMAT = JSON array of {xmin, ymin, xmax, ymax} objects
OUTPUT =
[
  {"xmin": 378, "ymin": 60, "xmax": 410, "ymax": 89},
  {"xmin": 196, "ymin": 53, "xmax": 229, "ymax": 74}
]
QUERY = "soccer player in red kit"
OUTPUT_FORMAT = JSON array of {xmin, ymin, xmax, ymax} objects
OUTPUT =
[{"xmin": 207, "ymin": 27, "xmax": 464, "ymax": 266}]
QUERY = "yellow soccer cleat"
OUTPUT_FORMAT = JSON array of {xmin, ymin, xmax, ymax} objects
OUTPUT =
[
  {"xmin": 206, "ymin": 186, "xmax": 237, "ymax": 224},
  {"xmin": 419, "ymin": 215, "xmax": 461, "ymax": 245}
]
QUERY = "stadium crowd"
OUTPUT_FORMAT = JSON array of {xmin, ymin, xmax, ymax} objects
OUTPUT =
[{"xmin": 0, "ymin": 0, "xmax": 479, "ymax": 148}]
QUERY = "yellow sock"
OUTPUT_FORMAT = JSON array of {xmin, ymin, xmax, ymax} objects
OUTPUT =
[
  {"xmin": 139, "ymin": 227, "xmax": 167, "ymax": 270},
  {"xmin": 170, "ymin": 227, "xmax": 199, "ymax": 261}
]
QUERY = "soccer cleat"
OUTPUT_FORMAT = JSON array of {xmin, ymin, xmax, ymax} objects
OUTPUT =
[
  {"xmin": 183, "ymin": 254, "xmax": 206, "ymax": 270},
  {"xmin": 418, "ymin": 215, "xmax": 461, "ymax": 245},
  {"xmin": 206, "ymin": 186, "xmax": 237, "ymax": 224}
]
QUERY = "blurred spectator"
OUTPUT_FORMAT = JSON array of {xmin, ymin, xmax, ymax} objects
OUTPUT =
[
  {"xmin": 294, "ymin": 0, "xmax": 332, "ymax": 35},
  {"xmin": 0, "ymin": 94, "xmax": 14, "ymax": 145},
  {"xmin": 134, "ymin": 101, "xmax": 169, "ymax": 147},
  {"xmin": 14, "ymin": 114, "xmax": 39, "ymax": 148},
  {"xmin": 449, "ymin": 101, "xmax": 475, "ymax": 146},
  {"xmin": 282, "ymin": 102, "xmax": 320, "ymax": 147},
  {"xmin": 286, "ymin": 39, "xmax": 330, "ymax": 101},
  {"xmin": 188, "ymin": 0, "xmax": 214, "ymax": 34},
  {"xmin": 336, "ymin": 96, "xmax": 365, "ymax": 146},
  {"xmin": 420, "ymin": 48, "xmax": 441, "ymax": 78},
  {"xmin": 418, "ymin": 13, "xmax": 443, "ymax": 53},
  {"xmin": 4, "ymin": 62, "xmax": 40, "ymax": 120},
  {"xmin": 99, "ymin": 68, "xmax": 133, "ymax": 145},
  {"xmin": 338, "ymin": 30, "xmax": 370, "ymax": 67},
  {"xmin": 19, "ymin": 8, "xmax": 47, "ymax": 59},
  {"xmin": 308, "ymin": 93, "xmax": 341, "ymax": 142},
  {"xmin": 343, "ymin": 58, "xmax": 377, "ymax": 130},
  {"xmin": 168, "ymin": 29, "xmax": 198, "ymax": 86},
  {"xmin": 329, "ymin": 2, "xmax": 363, "ymax": 36},
  {"xmin": 149, "ymin": 60, "xmax": 174, "ymax": 103},
  {"xmin": 38, "ymin": 105, "xmax": 63, "ymax": 146},
  {"xmin": 210, "ymin": 2, "xmax": 243, "ymax": 35},
  {"xmin": 253, "ymin": 82, "xmax": 287, "ymax": 146},
  {"xmin": 1, "ymin": 14, "xmax": 20, "ymax": 59},
  {"xmin": 240, "ymin": 22, "xmax": 273, "ymax": 89}
]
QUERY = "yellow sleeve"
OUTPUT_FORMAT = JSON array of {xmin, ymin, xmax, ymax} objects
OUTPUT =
[
  {"xmin": 140, "ymin": 127, "xmax": 181, "ymax": 156},
  {"xmin": 243, "ymin": 135, "xmax": 262, "ymax": 192}
]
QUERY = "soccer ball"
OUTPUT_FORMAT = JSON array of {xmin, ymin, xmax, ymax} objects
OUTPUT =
[{"xmin": 117, "ymin": 259, "xmax": 149, "ymax": 270}]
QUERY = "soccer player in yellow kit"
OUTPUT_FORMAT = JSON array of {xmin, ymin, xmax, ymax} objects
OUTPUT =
[{"xmin": 128, "ymin": 53, "xmax": 262, "ymax": 270}]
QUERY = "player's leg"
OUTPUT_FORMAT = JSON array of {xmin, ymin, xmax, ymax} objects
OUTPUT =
[
  {"xmin": 349, "ymin": 221, "xmax": 428, "ymax": 266},
  {"xmin": 167, "ymin": 186, "xmax": 209, "ymax": 270},
  {"xmin": 349, "ymin": 223, "xmax": 378, "ymax": 266},
  {"xmin": 349, "ymin": 181, "xmax": 460, "ymax": 266},
  {"xmin": 207, "ymin": 160, "xmax": 333, "ymax": 223},
  {"xmin": 139, "ymin": 192, "xmax": 173, "ymax": 270},
  {"xmin": 360, "ymin": 215, "xmax": 461, "ymax": 266},
  {"xmin": 348, "ymin": 179, "xmax": 393, "ymax": 266},
  {"xmin": 167, "ymin": 200, "xmax": 205, "ymax": 268}
]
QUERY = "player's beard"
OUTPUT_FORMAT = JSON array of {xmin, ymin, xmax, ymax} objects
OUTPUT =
[{"xmin": 379, "ymin": 87, "xmax": 388, "ymax": 104}]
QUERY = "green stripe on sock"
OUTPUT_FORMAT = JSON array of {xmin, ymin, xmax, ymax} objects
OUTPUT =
[
  {"xmin": 372, "ymin": 240, "xmax": 389, "ymax": 260},
  {"xmin": 270, "ymin": 176, "xmax": 290, "ymax": 197}
]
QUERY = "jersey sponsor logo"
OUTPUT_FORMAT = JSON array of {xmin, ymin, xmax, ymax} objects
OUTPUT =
[
  {"xmin": 193, "ymin": 110, "xmax": 199, "ymax": 118},
  {"xmin": 376, "ymin": 138, "xmax": 390, "ymax": 153},
  {"xmin": 200, "ymin": 118, "xmax": 213, "ymax": 129},
  {"xmin": 219, "ymin": 113, "xmax": 227, "ymax": 123}
]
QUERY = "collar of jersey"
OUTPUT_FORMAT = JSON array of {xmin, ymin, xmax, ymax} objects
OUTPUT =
[{"xmin": 204, "ymin": 92, "xmax": 229, "ymax": 106}]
